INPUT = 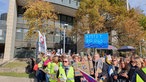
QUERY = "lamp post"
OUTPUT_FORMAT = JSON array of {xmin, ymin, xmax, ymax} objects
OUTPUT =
[
  {"xmin": 139, "ymin": 39, "xmax": 144, "ymax": 57},
  {"xmin": 126, "ymin": 0, "xmax": 129, "ymax": 11},
  {"xmin": 63, "ymin": 24, "xmax": 68, "ymax": 53}
]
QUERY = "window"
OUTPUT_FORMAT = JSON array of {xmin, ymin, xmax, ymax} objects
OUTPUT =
[
  {"xmin": 60, "ymin": 14, "xmax": 74, "ymax": 25},
  {"xmin": 0, "ymin": 29, "xmax": 3, "ymax": 40},
  {"xmin": 17, "ymin": 6, "xmax": 26, "ymax": 17},
  {"xmin": 67, "ymin": 16, "xmax": 73, "ymax": 25},
  {"xmin": 16, "ymin": 28, "xmax": 23, "ymax": 40},
  {"xmin": 0, "ymin": 30, "xmax": 2, "ymax": 36},
  {"xmin": 61, "ymin": 15, "xmax": 66, "ymax": 23},
  {"xmin": 0, "ymin": 13, "xmax": 7, "ymax": 20}
]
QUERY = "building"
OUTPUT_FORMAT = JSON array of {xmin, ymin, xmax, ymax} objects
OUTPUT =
[{"xmin": 1, "ymin": 0, "xmax": 79, "ymax": 61}]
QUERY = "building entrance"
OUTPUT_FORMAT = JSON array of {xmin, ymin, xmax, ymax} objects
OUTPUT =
[{"xmin": 0, "ymin": 43, "xmax": 5, "ymax": 58}]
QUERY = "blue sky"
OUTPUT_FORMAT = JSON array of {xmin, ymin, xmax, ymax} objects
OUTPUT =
[
  {"xmin": 129, "ymin": 0, "xmax": 146, "ymax": 15},
  {"xmin": 0, "ymin": 0, "xmax": 9, "ymax": 14},
  {"xmin": 0, "ymin": 0, "xmax": 146, "ymax": 15}
]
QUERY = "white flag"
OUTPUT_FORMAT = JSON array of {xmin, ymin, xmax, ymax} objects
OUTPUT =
[{"xmin": 38, "ymin": 31, "xmax": 47, "ymax": 54}]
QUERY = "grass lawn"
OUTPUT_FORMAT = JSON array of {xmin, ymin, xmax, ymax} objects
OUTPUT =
[
  {"xmin": 2, "ymin": 60, "xmax": 27, "ymax": 68},
  {"xmin": 0, "ymin": 72, "xmax": 35, "ymax": 78},
  {"xmin": 0, "ymin": 72, "xmax": 29, "ymax": 77},
  {"xmin": 0, "ymin": 59, "xmax": 35, "ymax": 78}
]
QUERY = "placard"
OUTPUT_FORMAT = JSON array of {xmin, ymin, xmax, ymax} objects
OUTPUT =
[
  {"xmin": 72, "ymin": 60, "xmax": 93, "ymax": 76},
  {"xmin": 73, "ymin": 62, "xmax": 82, "ymax": 76},
  {"xmin": 84, "ymin": 33, "xmax": 108, "ymax": 48}
]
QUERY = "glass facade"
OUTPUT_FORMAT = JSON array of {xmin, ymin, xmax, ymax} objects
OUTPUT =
[
  {"xmin": 0, "ymin": 0, "xmax": 9, "ymax": 58},
  {"xmin": 16, "ymin": 28, "xmax": 28, "ymax": 40},
  {"xmin": 15, "ymin": 5, "xmax": 77, "ymax": 57},
  {"xmin": 45, "ymin": 0, "xmax": 79, "ymax": 9},
  {"xmin": 60, "ymin": 14, "xmax": 74, "ymax": 26}
]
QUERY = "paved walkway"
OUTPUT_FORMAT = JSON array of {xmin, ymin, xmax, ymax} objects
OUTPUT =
[{"xmin": 0, "ymin": 76, "xmax": 36, "ymax": 82}]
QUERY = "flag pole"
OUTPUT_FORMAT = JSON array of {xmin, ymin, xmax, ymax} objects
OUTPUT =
[{"xmin": 35, "ymin": 38, "xmax": 39, "ymax": 62}]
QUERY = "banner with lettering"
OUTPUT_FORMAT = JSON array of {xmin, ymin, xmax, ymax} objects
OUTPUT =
[{"xmin": 84, "ymin": 33, "xmax": 108, "ymax": 48}]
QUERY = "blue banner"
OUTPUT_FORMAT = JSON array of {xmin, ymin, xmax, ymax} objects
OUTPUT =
[{"xmin": 84, "ymin": 33, "xmax": 108, "ymax": 48}]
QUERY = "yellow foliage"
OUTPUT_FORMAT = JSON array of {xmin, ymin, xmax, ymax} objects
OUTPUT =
[
  {"xmin": 73, "ymin": 0, "xmax": 146, "ymax": 50},
  {"xmin": 23, "ymin": 0, "xmax": 57, "ymax": 40}
]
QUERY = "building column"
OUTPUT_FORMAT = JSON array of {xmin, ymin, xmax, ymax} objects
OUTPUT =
[{"xmin": 3, "ymin": 0, "xmax": 17, "ymax": 61}]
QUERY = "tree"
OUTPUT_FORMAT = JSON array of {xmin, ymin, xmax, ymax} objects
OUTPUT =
[
  {"xmin": 73, "ymin": 0, "xmax": 106, "ymax": 52},
  {"xmin": 75, "ymin": 0, "xmax": 107, "ymax": 34},
  {"xmin": 23, "ymin": 0, "xmax": 57, "ymax": 40},
  {"xmin": 73, "ymin": 0, "xmax": 127, "ymax": 52},
  {"xmin": 116, "ymin": 8, "xmax": 146, "ymax": 48},
  {"xmin": 73, "ymin": 0, "xmax": 146, "ymax": 53},
  {"xmin": 139, "ymin": 14, "xmax": 146, "ymax": 30}
]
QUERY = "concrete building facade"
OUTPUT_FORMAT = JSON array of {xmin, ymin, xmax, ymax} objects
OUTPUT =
[{"xmin": 0, "ymin": 0, "xmax": 79, "ymax": 61}]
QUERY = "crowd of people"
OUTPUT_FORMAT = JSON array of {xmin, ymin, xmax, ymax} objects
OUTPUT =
[{"xmin": 27, "ymin": 51, "xmax": 146, "ymax": 82}]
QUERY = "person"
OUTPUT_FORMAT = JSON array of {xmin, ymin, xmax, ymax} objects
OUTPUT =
[
  {"xmin": 128, "ymin": 57, "xmax": 137, "ymax": 81},
  {"xmin": 36, "ymin": 53, "xmax": 47, "ymax": 82},
  {"xmin": 80, "ymin": 56, "xmax": 90, "ymax": 82},
  {"xmin": 118, "ymin": 58, "xmax": 129, "ymax": 82},
  {"xmin": 143, "ymin": 58, "xmax": 146, "ymax": 67},
  {"xmin": 131, "ymin": 57, "xmax": 146, "ymax": 82},
  {"xmin": 72, "ymin": 55, "xmax": 82, "ymax": 82},
  {"xmin": 26, "ymin": 57, "xmax": 35, "ymax": 73},
  {"xmin": 45, "ymin": 55, "xmax": 59, "ymax": 82},
  {"xmin": 57, "ymin": 56, "xmax": 75, "ymax": 82},
  {"xmin": 44, "ymin": 55, "xmax": 53, "ymax": 82},
  {"xmin": 92, "ymin": 53, "xmax": 108, "ymax": 82},
  {"xmin": 44, "ymin": 55, "xmax": 53, "ymax": 67},
  {"xmin": 108, "ymin": 57, "xmax": 119, "ymax": 82}
]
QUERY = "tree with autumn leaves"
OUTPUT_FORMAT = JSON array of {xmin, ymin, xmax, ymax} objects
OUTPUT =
[
  {"xmin": 23, "ymin": 0, "xmax": 57, "ymax": 40},
  {"xmin": 73, "ymin": 0, "xmax": 146, "ymax": 54},
  {"xmin": 23, "ymin": 0, "xmax": 146, "ymax": 55}
]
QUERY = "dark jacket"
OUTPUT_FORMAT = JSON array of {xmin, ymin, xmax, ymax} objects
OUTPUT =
[
  {"xmin": 128, "ymin": 65, "xmax": 137, "ymax": 81},
  {"xmin": 131, "ymin": 67, "xmax": 146, "ymax": 82},
  {"xmin": 118, "ymin": 68, "xmax": 129, "ymax": 82},
  {"xmin": 92, "ymin": 60, "xmax": 108, "ymax": 78},
  {"xmin": 108, "ymin": 65, "xmax": 119, "ymax": 82}
]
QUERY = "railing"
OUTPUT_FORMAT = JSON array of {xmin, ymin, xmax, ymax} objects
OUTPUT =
[{"xmin": 45, "ymin": 0, "xmax": 79, "ymax": 9}]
